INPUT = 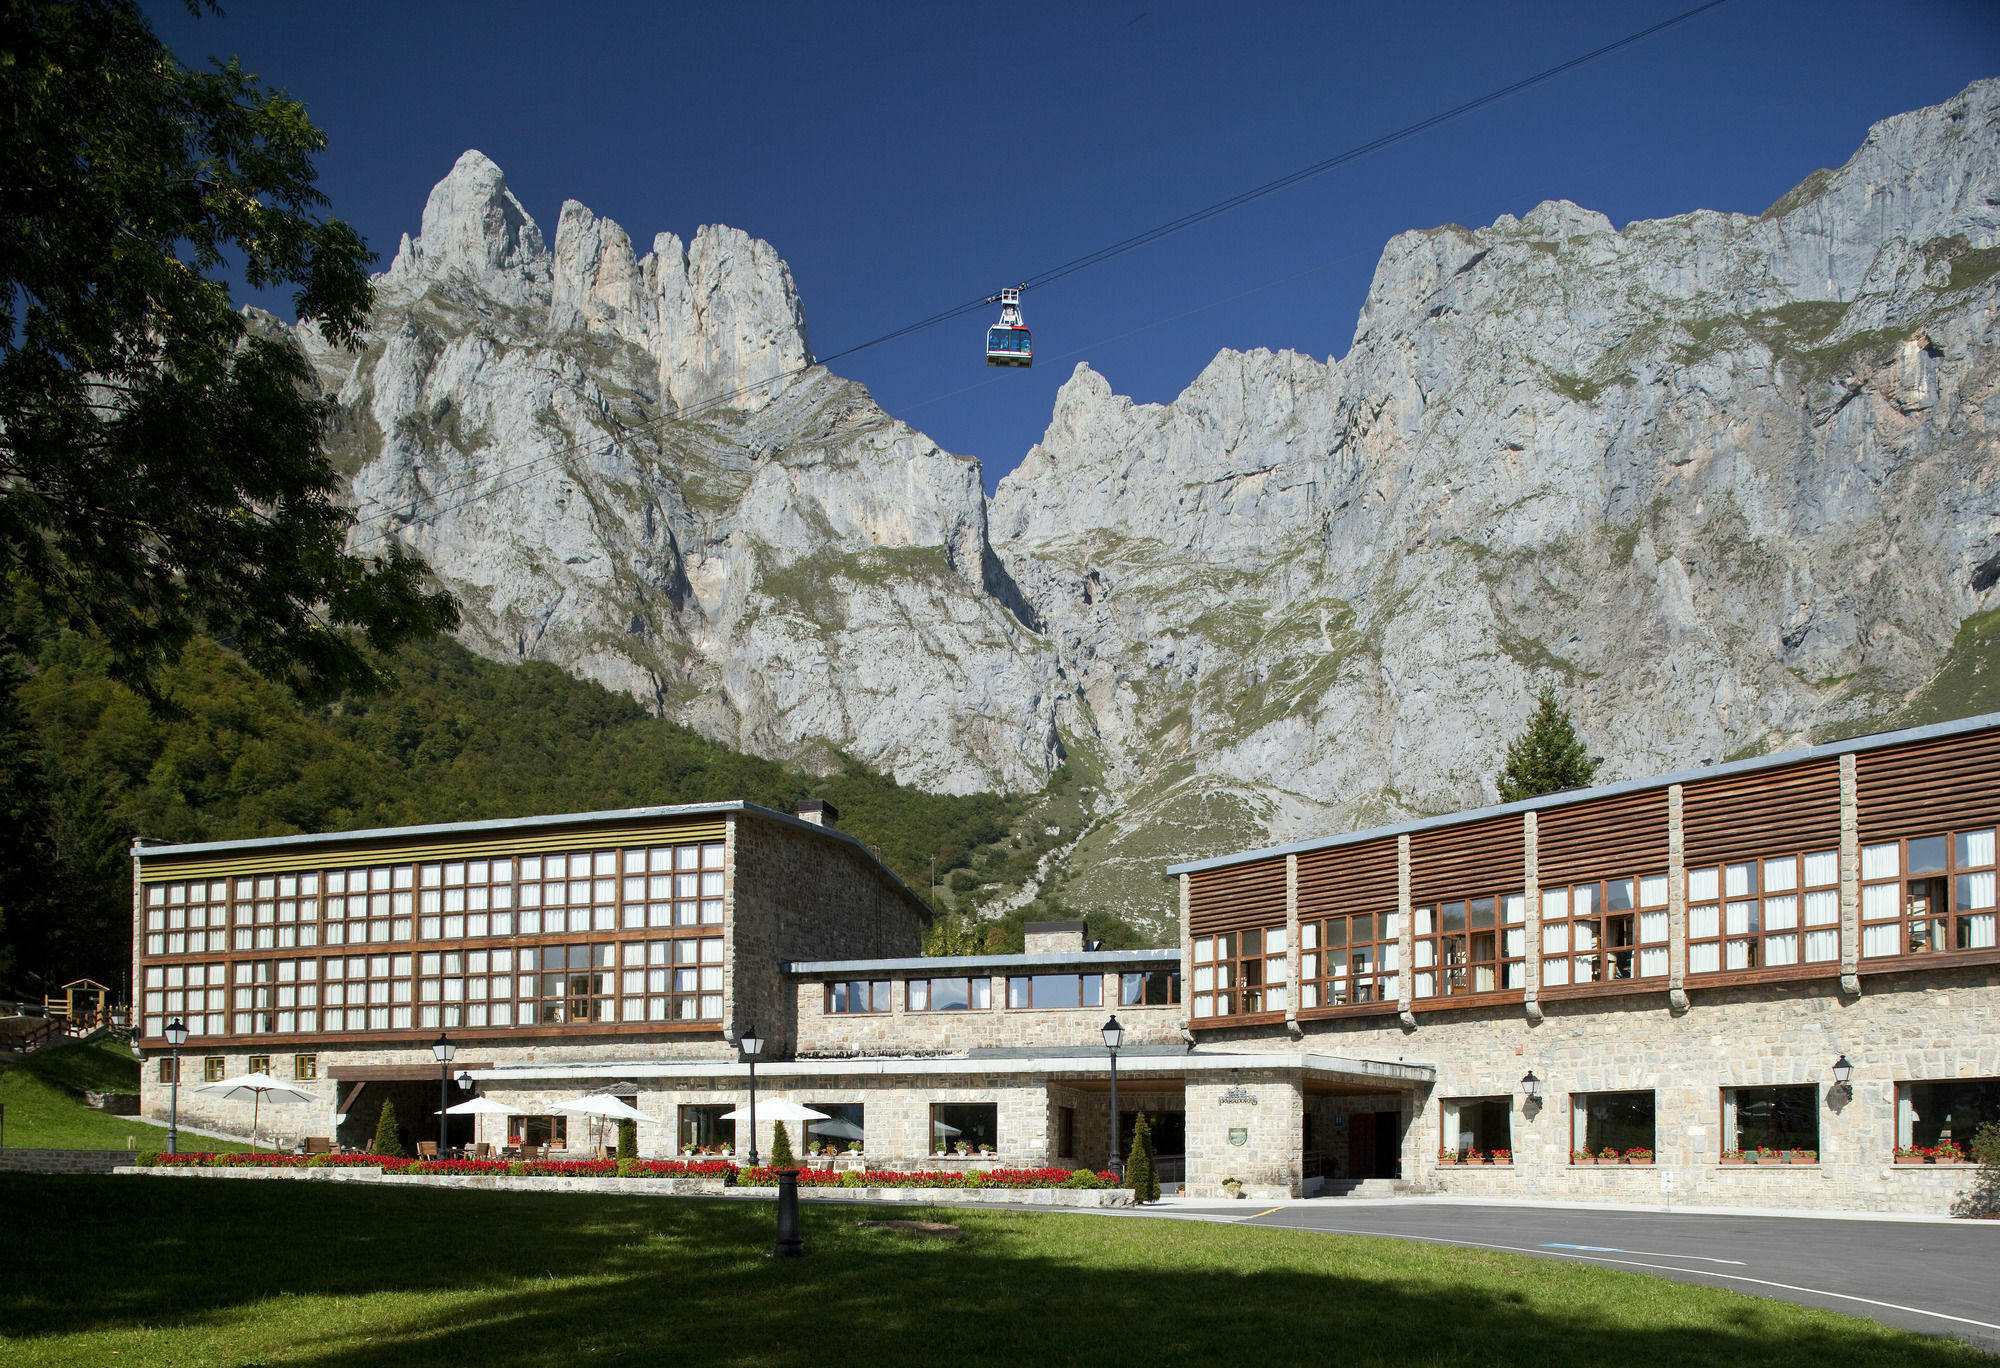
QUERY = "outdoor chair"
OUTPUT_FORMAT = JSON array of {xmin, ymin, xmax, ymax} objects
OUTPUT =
[
  {"xmin": 416, "ymin": 1141, "xmax": 439, "ymax": 1160},
  {"xmin": 473, "ymin": 1142, "xmax": 492, "ymax": 1160},
  {"xmin": 304, "ymin": 1137, "xmax": 333, "ymax": 1155}
]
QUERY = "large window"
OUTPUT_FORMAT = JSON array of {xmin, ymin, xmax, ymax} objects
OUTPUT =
[
  {"xmin": 1861, "ymin": 828, "xmax": 1998, "ymax": 961},
  {"xmin": 824, "ymin": 980, "xmax": 891, "ymax": 1014},
  {"xmin": 1688, "ymin": 850, "xmax": 1839, "ymax": 975},
  {"xmin": 1541, "ymin": 877, "xmax": 1668, "ymax": 987},
  {"xmin": 678, "ymin": 1104, "xmax": 735, "ymax": 1153},
  {"xmin": 1414, "ymin": 894, "xmax": 1525, "ymax": 999},
  {"xmin": 1898, "ymin": 1079, "xmax": 2000, "ymax": 1153},
  {"xmin": 1724, "ymin": 1085, "xmax": 1819, "ymax": 1157},
  {"xmin": 323, "ymin": 953, "xmax": 415, "ymax": 1032},
  {"xmin": 804, "ymin": 1102, "xmax": 865, "ymax": 1155},
  {"xmin": 415, "ymin": 858, "xmax": 518, "ymax": 940},
  {"xmin": 1190, "ymin": 928, "xmax": 1286, "ymax": 1018},
  {"xmin": 141, "ymin": 961, "xmax": 227, "ymax": 1039},
  {"xmin": 508, "ymin": 1114, "xmax": 569, "ymax": 1149},
  {"xmin": 1570, "ymin": 1091, "xmax": 1654, "ymax": 1161},
  {"xmin": 1300, "ymin": 911, "xmax": 1400, "ymax": 1009},
  {"xmin": 1442, "ymin": 1097, "xmax": 1512, "ymax": 1158},
  {"xmin": 907, "ymin": 977, "xmax": 991, "ymax": 1011},
  {"xmin": 1119, "ymin": 969, "xmax": 1180, "ymax": 1006},
  {"xmin": 419, "ymin": 948, "xmax": 514, "ymax": 1028},
  {"xmin": 1006, "ymin": 974, "xmax": 1103, "ymax": 1010},
  {"xmin": 931, "ymin": 1102, "xmax": 998, "ymax": 1155}
]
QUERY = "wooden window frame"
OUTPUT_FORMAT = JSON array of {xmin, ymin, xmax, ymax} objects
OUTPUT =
[
  {"xmin": 1118, "ymin": 969, "xmax": 1181, "ymax": 1006},
  {"xmin": 1439, "ymin": 1096, "xmax": 1514, "ymax": 1159},
  {"xmin": 906, "ymin": 976, "xmax": 992, "ymax": 1011},
  {"xmin": 1539, "ymin": 874, "xmax": 1670, "ymax": 994},
  {"xmin": 1190, "ymin": 926, "xmax": 1287, "ymax": 1019},
  {"xmin": 1720, "ymin": 1084, "xmax": 1820, "ymax": 1160},
  {"xmin": 1858, "ymin": 826, "xmax": 1999, "ymax": 969},
  {"xmin": 1568, "ymin": 1089, "xmax": 1656, "ymax": 1163},
  {"xmin": 824, "ymin": 980, "xmax": 892, "ymax": 1014},
  {"xmin": 1896, "ymin": 1077, "xmax": 2000, "ymax": 1152},
  {"xmin": 292, "ymin": 1053, "xmax": 317, "ymax": 1081},
  {"xmin": 930, "ymin": 1101, "xmax": 999, "ymax": 1156},
  {"xmin": 1298, "ymin": 911, "xmax": 1401, "ymax": 1013},
  {"xmin": 157, "ymin": 1057, "xmax": 180, "ymax": 1083},
  {"xmin": 1004, "ymin": 973, "xmax": 1105, "ymax": 1010},
  {"xmin": 202, "ymin": 1056, "xmax": 226, "ymax": 1082},
  {"xmin": 507, "ymin": 1113, "xmax": 569, "ymax": 1149},
  {"xmin": 1412, "ymin": 893, "xmax": 1526, "ymax": 1002},
  {"xmin": 246, "ymin": 1054, "xmax": 270, "ymax": 1076},
  {"xmin": 1685, "ymin": 848, "xmax": 1841, "ymax": 980}
]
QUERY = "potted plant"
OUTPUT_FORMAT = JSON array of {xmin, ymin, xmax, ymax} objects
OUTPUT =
[
  {"xmin": 1757, "ymin": 1146, "xmax": 1778, "ymax": 1166},
  {"xmin": 1792, "ymin": 1149, "xmax": 1817, "ymax": 1165},
  {"xmin": 1490, "ymin": 1149, "xmax": 1512, "ymax": 1166},
  {"xmin": 1935, "ymin": 1139, "xmax": 1967, "ymax": 1165},
  {"xmin": 1624, "ymin": 1147, "xmax": 1654, "ymax": 1166},
  {"xmin": 1720, "ymin": 1149, "xmax": 1745, "ymax": 1165},
  {"xmin": 1221, "ymin": 1176, "xmax": 1244, "ymax": 1199},
  {"xmin": 1571, "ymin": 1149, "xmax": 1595, "ymax": 1166},
  {"xmin": 1437, "ymin": 1147, "xmax": 1460, "ymax": 1166},
  {"xmin": 1467, "ymin": 1149, "xmax": 1489, "ymax": 1165},
  {"xmin": 1893, "ymin": 1145, "xmax": 1925, "ymax": 1165},
  {"xmin": 1599, "ymin": 1146, "xmax": 1620, "ymax": 1165}
]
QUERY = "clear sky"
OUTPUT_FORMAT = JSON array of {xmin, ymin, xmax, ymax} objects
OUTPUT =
[{"xmin": 146, "ymin": 1, "xmax": 1999, "ymax": 492}]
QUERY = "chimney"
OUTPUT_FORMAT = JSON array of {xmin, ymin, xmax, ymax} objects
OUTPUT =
[
  {"xmin": 794, "ymin": 798, "xmax": 839, "ymax": 829},
  {"xmin": 1023, "ymin": 919, "xmax": 1087, "ymax": 955}
]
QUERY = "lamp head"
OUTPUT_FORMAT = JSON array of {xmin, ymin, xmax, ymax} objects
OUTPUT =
[
  {"xmin": 432, "ymin": 1033, "xmax": 457, "ymax": 1064},
  {"xmin": 738, "ymin": 1022, "xmax": 763, "ymax": 1057},
  {"xmin": 1102, "ymin": 1016, "xmax": 1124, "ymax": 1050},
  {"xmin": 1832, "ymin": 1054, "xmax": 1853, "ymax": 1087},
  {"xmin": 455, "ymin": 1071, "xmax": 473, "ymax": 1090},
  {"xmin": 164, "ymin": 1018, "xmax": 188, "ymax": 1047},
  {"xmin": 1521, "ymin": 1070, "xmax": 1541, "ymax": 1102}
]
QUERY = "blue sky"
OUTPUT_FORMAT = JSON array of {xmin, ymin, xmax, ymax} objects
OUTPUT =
[{"xmin": 147, "ymin": 1, "xmax": 1999, "ymax": 492}]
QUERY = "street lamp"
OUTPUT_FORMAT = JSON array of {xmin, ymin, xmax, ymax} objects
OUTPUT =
[
  {"xmin": 1520, "ymin": 1071, "xmax": 1541, "ymax": 1104},
  {"xmin": 164, "ymin": 1018, "xmax": 189, "ymax": 1155},
  {"xmin": 738, "ymin": 1022, "xmax": 763, "ymax": 1166},
  {"xmin": 1831, "ymin": 1054, "xmax": 1853, "ymax": 1100},
  {"xmin": 1103, "ymin": 1015, "xmax": 1124, "ymax": 1181},
  {"xmin": 432, "ymin": 1033, "xmax": 457, "ymax": 1158}
]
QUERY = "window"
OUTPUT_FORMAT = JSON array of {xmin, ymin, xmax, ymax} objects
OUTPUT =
[
  {"xmin": 1005, "ymin": 974, "xmax": 1103, "ymax": 1009},
  {"xmin": 1541, "ymin": 876, "xmax": 1669, "ymax": 986},
  {"xmin": 804, "ymin": 1102, "xmax": 865, "ymax": 1155},
  {"xmin": 1414, "ymin": 895, "xmax": 1526, "ymax": 999},
  {"xmin": 1724, "ymin": 1085, "xmax": 1819, "ymax": 1158},
  {"xmin": 931, "ymin": 1102, "xmax": 998, "ymax": 1155},
  {"xmin": 293, "ymin": 1054, "xmax": 317, "ymax": 1081},
  {"xmin": 608, "ymin": 938, "xmax": 723, "ymax": 1023},
  {"xmin": 1860, "ymin": 828, "xmax": 1998, "ymax": 961},
  {"xmin": 157, "ymin": 1057, "xmax": 180, "ymax": 1083},
  {"xmin": 1442, "ymin": 1097, "xmax": 1513, "ymax": 1158},
  {"xmin": 824, "ymin": 980, "xmax": 892, "ymax": 1014},
  {"xmin": 321, "ymin": 953, "xmax": 415, "ymax": 1032},
  {"xmin": 1686, "ymin": 850, "xmax": 1839, "ymax": 975},
  {"xmin": 1119, "ymin": 969, "xmax": 1180, "ymax": 1006},
  {"xmin": 507, "ymin": 1114, "xmax": 569, "ymax": 1149},
  {"xmin": 907, "ymin": 977, "xmax": 991, "ymax": 1011},
  {"xmin": 1190, "ymin": 927, "xmax": 1287, "ymax": 1018},
  {"xmin": 1897, "ymin": 1079, "xmax": 2000, "ymax": 1154},
  {"xmin": 145, "ymin": 961, "xmax": 228, "ymax": 1040},
  {"xmin": 1058, "ymin": 1106, "xmax": 1076, "ymax": 1158},
  {"xmin": 678, "ymin": 1104, "xmax": 735, "ymax": 1153},
  {"xmin": 1299, "ymin": 911, "xmax": 1401, "ymax": 1010},
  {"xmin": 203, "ymin": 1057, "xmax": 226, "ymax": 1082},
  {"xmin": 1570, "ymin": 1091, "xmax": 1654, "ymax": 1161},
  {"xmin": 246, "ymin": 1054, "xmax": 270, "ymax": 1076}
]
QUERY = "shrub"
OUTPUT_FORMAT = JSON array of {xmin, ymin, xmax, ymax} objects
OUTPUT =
[
  {"xmin": 371, "ymin": 1100, "xmax": 408, "ymax": 1159},
  {"xmin": 1951, "ymin": 1120, "xmax": 2000, "ymax": 1218},
  {"xmin": 770, "ymin": 1121, "xmax": 796, "ymax": 1170},
  {"xmin": 1061, "ymin": 1168, "xmax": 1105, "ymax": 1189},
  {"xmin": 839, "ymin": 1169, "xmax": 865, "ymax": 1188},
  {"xmin": 1125, "ymin": 1113, "xmax": 1160, "ymax": 1203},
  {"xmin": 616, "ymin": 1120, "xmax": 638, "ymax": 1162}
]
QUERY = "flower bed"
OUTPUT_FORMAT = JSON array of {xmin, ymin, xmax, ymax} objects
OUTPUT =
[
  {"xmin": 138, "ymin": 1152, "xmax": 415, "ymax": 1172},
  {"xmin": 734, "ymin": 1166, "xmax": 1118, "ymax": 1190},
  {"xmin": 133, "ymin": 1153, "xmax": 1110, "ymax": 1190}
]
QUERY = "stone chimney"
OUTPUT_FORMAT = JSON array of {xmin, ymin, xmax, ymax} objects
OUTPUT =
[
  {"xmin": 794, "ymin": 798, "xmax": 840, "ymax": 829},
  {"xmin": 1023, "ymin": 919, "xmax": 1087, "ymax": 955}
]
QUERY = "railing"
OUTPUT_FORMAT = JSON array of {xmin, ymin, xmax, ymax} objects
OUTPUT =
[{"xmin": 1303, "ymin": 1150, "xmax": 1328, "ymax": 1179}]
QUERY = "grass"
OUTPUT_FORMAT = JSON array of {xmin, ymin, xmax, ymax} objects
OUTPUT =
[
  {"xmin": 0, "ymin": 1178, "xmax": 1988, "ymax": 1368},
  {"xmin": 0, "ymin": 1037, "xmax": 249, "ymax": 1153}
]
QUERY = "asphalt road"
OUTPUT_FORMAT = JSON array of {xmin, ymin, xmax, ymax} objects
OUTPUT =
[{"xmin": 1171, "ymin": 1202, "xmax": 2000, "ymax": 1352}]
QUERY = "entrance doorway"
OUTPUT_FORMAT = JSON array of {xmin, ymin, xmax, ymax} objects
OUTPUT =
[{"xmin": 1345, "ymin": 1109, "xmax": 1403, "ymax": 1179}]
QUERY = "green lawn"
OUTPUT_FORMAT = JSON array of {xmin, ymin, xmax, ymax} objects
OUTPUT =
[
  {"xmin": 0, "ymin": 1177, "xmax": 1989, "ymax": 1368},
  {"xmin": 0, "ymin": 1037, "xmax": 249, "ymax": 1153}
]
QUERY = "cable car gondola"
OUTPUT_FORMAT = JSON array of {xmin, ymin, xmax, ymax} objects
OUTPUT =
[{"xmin": 985, "ymin": 286, "xmax": 1031, "ymax": 367}]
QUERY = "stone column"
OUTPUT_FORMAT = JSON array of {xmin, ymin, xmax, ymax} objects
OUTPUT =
[
  {"xmin": 1523, "ymin": 811, "xmax": 1541, "ymax": 1024},
  {"xmin": 1668, "ymin": 783, "xmax": 1689, "ymax": 1014},
  {"xmin": 1839, "ymin": 753, "xmax": 1862, "ymax": 997},
  {"xmin": 1285, "ymin": 853, "xmax": 1301, "ymax": 1035},
  {"xmin": 1397, "ymin": 834, "xmax": 1415, "ymax": 1029}
]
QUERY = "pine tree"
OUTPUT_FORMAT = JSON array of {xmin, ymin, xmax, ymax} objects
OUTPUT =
[
  {"xmin": 1495, "ymin": 680, "xmax": 1598, "ymax": 802},
  {"xmin": 1125, "ymin": 1113, "xmax": 1160, "ymax": 1203},
  {"xmin": 370, "ymin": 1099, "xmax": 407, "ymax": 1158},
  {"xmin": 770, "ymin": 1119, "xmax": 796, "ymax": 1170},
  {"xmin": 616, "ymin": 1119, "xmax": 638, "ymax": 1161}
]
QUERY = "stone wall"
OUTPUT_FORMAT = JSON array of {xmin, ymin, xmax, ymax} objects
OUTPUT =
[
  {"xmin": 0, "ymin": 1148, "xmax": 131, "ymax": 1173},
  {"xmin": 793, "ymin": 971, "xmax": 1180, "ymax": 1056},
  {"xmin": 1185, "ymin": 1071, "xmax": 1304, "ymax": 1200}
]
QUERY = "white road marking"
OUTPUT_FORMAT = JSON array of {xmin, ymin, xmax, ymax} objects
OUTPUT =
[
  {"xmin": 1251, "ymin": 1221, "xmax": 2000, "ymax": 1335},
  {"xmin": 1540, "ymin": 1241, "xmax": 1745, "ymax": 1265}
]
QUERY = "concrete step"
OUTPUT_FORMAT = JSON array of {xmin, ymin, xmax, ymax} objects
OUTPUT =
[{"xmin": 1317, "ymin": 1177, "xmax": 1408, "ymax": 1198}]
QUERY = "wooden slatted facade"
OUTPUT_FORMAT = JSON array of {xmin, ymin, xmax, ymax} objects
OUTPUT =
[
  {"xmin": 1187, "ymin": 857, "xmax": 1289, "ymax": 935},
  {"xmin": 1857, "ymin": 726, "xmax": 2000, "ymax": 841},
  {"xmin": 1535, "ymin": 788, "xmax": 1669, "ymax": 884},
  {"xmin": 1410, "ymin": 815, "xmax": 1525, "ymax": 904},
  {"xmin": 1681, "ymin": 757, "xmax": 1840, "ymax": 865},
  {"xmin": 1296, "ymin": 837, "xmax": 1399, "ymax": 920}
]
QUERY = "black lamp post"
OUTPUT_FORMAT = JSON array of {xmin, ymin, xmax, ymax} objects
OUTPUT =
[
  {"xmin": 1520, "ymin": 1070, "xmax": 1541, "ymax": 1104},
  {"xmin": 164, "ymin": 1018, "xmax": 188, "ymax": 1155},
  {"xmin": 1103, "ymin": 1015, "xmax": 1124, "ymax": 1180},
  {"xmin": 738, "ymin": 1022, "xmax": 763, "ymax": 1166},
  {"xmin": 1832, "ymin": 1053, "xmax": 1853, "ymax": 1100},
  {"xmin": 432, "ymin": 1033, "xmax": 457, "ymax": 1158}
]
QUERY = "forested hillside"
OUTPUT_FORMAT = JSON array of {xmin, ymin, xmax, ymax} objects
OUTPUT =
[{"xmin": 1, "ymin": 630, "xmax": 1138, "ymax": 997}]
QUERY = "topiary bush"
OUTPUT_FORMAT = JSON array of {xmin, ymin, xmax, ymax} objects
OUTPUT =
[
  {"xmin": 1125, "ymin": 1112, "xmax": 1161, "ymax": 1203},
  {"xmin": 371, "ymin": 1100, "xmax": 408, "ymax": 1159},
  {"xmin": 770, "ymin": 1120, "xmax": 796, "ymax": 1170},
  {"xmin": 616, "ymin": 1119, "xmax": 638, "ymax": 1161}
]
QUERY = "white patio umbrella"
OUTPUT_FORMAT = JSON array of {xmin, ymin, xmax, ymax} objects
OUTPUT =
[
  {"xmin": 718, "ymin": 1098, "xmax": 828, "ymax": 1157},
  {"xmin": 807, "ymin": 1117, "xmax": 865, "ymax": 1140},
  {"xmin": 439, "ymin": 1096, "xmax": 515, "ymax": 1153},
  {"xmin": 194, "ymin": 1072, "xmax": 314, "ymax": 1151},
  {"xmin": 556, "ymin": 1094, "xmax": 652, "ymax": 1153}
]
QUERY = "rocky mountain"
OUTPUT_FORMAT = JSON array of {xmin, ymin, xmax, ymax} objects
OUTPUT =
[{"xmin": 313, "ymin": 81, "xmax": 2000, "ymax": 937}]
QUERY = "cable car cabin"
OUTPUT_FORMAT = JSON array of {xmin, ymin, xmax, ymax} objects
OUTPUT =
[{"xmin": 986, "ymin": 326, "xmax": 1033, "ymax": 367}]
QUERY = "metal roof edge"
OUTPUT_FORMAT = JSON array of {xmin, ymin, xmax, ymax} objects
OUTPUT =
[
  {"xmin": 786, "ymin": 948, "xmax": 1180, "ymax": 976},
  {"xmin": 465, "ymin": 1049, "xmax": 1434, "ymax": 1082},
  {"xmin": 1166, "ymin": 709, "xmax": 2000, "ymax": 876}
]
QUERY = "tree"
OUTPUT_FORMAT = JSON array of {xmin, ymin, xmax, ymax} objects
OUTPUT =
[
  {"xmin": 0, "ymin": 0, "xmax": 458, "ymax": 706},
  {"xmin": 616, "ymin": 1119, "xmax": 638, "ymax": 1162},
  {"xmin": 370, "ymin": 1099, "xmax": 407, "ymax": 1158},
  {"xmin": 1124, "ymin": 1112, "xmax": 1160, "ymax": 1203},
  {"xmin": 769, "ymin": 1120, "xmax": 795, "ymax": 1170},
  {"xmin": 1495, "ymin": 679, "xmax": 1598, "ymax": 802}
]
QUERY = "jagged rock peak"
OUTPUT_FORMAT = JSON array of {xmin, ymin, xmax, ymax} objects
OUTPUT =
[{"xmin": 386, "ymin": 150, "xmax": 551, "ymax": 307}]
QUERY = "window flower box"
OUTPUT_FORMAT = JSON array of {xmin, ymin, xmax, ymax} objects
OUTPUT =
[
  {"xmin": 1789, "ymin": 1150, "xmax": 1817, "ymax": 1165},
  {"xmin": 1720, "ymin": 1150, "xmax": 1745, "ymax": 1165},
  {"xmin": 1489, "ymin": 1150, "xmax": 1513, "ymax": 1166},
  {"xmin": 1624, "ymin": 1148, "xmax": 1654, "ymax": 1166},
  {"xmin": 1570, "ymin": 1150, "xmax": 1596, "ymax": 1166},
  {"xmin": 1598, "ymin": 1148, "xmax": 1621, "ymax": 1165},
  {"xmin": 1467, "ymin": 1151, "xmax": 1490, "ymax": 1166},
  {"xmin": 1933, "ymin": 1141, "xmax": 1968, "ymax": 1165},
  {"xmin": 1893, "ymin": 1148, "xmax": 1926, "ymax": 1165},
  {"xmin": 1436, "ymin": 1149, "xmax": 1460, "ymax": 1166}
]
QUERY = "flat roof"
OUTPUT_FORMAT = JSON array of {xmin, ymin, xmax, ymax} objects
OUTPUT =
[
  {"xmin": 130, "ymin": 799, "xmax": 932, "ymax": 916},
  {"xmin": 467, "ymin": 1050, "xmax": 1434, "ymax": 1086},
  {"xmin": 1168, "ymin": 709, "xmax": 2000, "ymax": 876},
  {"xmin": 787, "ymin": 948, "xmax": 1180, "ymax": 977}
]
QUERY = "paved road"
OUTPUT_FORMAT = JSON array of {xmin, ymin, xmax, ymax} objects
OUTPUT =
[{"xmin": 1148, "ymin": 1201, "xmax": 2000, "ymax": 1352}]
